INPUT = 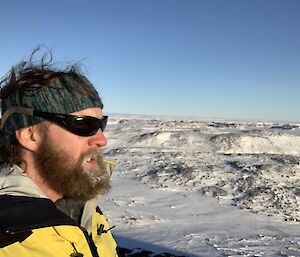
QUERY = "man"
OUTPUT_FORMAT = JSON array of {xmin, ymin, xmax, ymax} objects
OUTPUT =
[{"xmin": 0, "ymin": 50, "xmax": 118, "ymax": 256}]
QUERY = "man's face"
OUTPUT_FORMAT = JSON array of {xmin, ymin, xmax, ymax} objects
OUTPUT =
[{"xmin": 34, "ymin": 107, "xmax": 110, "ymax": 201}]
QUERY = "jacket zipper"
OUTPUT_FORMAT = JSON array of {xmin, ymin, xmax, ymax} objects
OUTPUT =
[{"xmin": 79, "ymin": 226, "xmax": 100, "ymax": 257}]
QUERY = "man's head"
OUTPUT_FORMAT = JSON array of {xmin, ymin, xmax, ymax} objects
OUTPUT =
[
  {"xmin": 0, "ymin": 59, "xmax": 103, "ymax": 136},
  {"xmin": 0, "ymin": 48, "xmax": 110, "ymax": 201}
]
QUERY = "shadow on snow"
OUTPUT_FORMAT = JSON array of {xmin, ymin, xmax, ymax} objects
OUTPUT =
[{"xmin": 115, "ymin": 234, "xmax": 200, "ymax": 257}]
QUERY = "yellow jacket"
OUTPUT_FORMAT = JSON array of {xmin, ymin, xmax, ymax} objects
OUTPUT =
[{"xmin": 0, "ymin": 162, "xmax": 118, "ymax": 257}]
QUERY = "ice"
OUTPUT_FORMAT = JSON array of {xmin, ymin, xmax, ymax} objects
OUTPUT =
[{"xmin": 101, "ymin": 115, "xmax": 300, "ymax": 256}]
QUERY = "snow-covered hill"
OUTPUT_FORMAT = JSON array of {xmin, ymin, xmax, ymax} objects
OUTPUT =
[{"xmin": 101, "ymin": 116, "xmax": 300, "ymax": 256}]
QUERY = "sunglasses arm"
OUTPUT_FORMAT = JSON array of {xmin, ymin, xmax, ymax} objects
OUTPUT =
[{"xmin": 0, "ymin": 107, "xmax": 34, "ymax": 130}]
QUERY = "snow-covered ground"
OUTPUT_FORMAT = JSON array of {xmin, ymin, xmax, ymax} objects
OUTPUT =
[{"xmin": 101, "ymin": 115, "xmax": 300, "ymax": 257}]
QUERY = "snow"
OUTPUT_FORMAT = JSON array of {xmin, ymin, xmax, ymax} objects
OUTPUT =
[{"xmin": 100, "ymin": 115, "xmax": 300, "ymax": 256}]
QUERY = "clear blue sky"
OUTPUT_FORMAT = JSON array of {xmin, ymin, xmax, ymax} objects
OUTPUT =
[{"xmin": 0, "ymin": 0, "xmax": 299, "ymax": 122}]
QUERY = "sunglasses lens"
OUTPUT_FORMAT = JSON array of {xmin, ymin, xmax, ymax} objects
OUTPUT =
[
  {"xmin": 100, "ymin": 116, "xmax": 108, "ymax": 131},
  {"xmin": 71, "ymin": 116, "xmax": 108, "ymax": 136}
]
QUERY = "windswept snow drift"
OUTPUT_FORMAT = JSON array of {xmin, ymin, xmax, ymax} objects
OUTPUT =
[{"xmin": 101, "ymin": 116, "xmax": 300, "ymax": 256}]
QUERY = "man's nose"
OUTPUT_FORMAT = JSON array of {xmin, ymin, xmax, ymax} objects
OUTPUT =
[{"xmin": 88, "ymin": 129, "xmax": 107, "ymax": 147}]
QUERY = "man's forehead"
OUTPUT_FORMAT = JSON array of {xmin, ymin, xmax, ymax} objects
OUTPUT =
[{"xmin": 71, "ymin": 107, "xmax": 104, "ymax": 118}]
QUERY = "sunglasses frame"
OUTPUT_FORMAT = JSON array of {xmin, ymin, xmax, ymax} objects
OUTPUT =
[{"xmin": 0, "ymin": 106, "xmax": 108, "ymax": 137}]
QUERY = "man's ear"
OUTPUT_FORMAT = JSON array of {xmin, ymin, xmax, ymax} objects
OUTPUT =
[{"xmin": 15, "ymin": 126, "xmax": 40, "ymax": 152}]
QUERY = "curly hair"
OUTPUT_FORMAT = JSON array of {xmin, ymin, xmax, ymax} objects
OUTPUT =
[
  {"xmin": 0, "ymin": 46, "xmax": 91, "ymax": 165},
  {"xmin": 0, "ymin": 46, "xmax": 90, "ymax": 101}
]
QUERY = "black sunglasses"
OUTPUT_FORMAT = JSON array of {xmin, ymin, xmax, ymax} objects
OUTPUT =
[
  {"xmin": 0, "ymin": 107, "xmax": 108, "ymax": 137},
  {"xmin": 34, "ymin": 110, "xmax": 108, "ymax": 137}
]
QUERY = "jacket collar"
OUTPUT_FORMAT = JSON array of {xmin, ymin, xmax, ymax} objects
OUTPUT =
[{"xmin": 0, "ymin": 163, "xmax": 47, "ymax": 198}]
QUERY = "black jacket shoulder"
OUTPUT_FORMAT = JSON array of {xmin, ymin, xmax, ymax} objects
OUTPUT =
[{"xmin": 0, "ymin": 195, "xmax": 77, "ymax": 233}]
